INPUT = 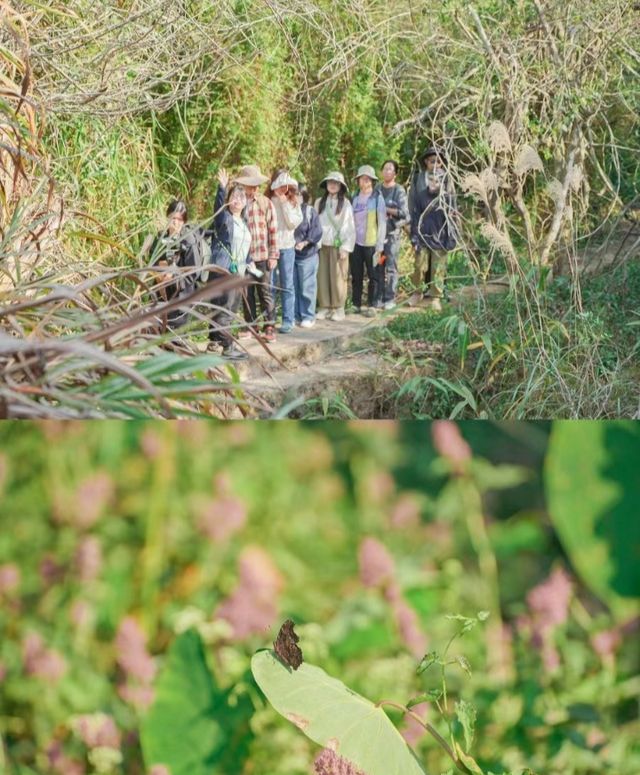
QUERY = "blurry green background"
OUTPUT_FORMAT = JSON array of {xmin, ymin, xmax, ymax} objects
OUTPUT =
[{"xmin": 0, "ymin": 421, "xmax": 638, "ymax": 775}]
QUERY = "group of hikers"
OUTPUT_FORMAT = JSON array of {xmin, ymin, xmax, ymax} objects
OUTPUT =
[{"xmin": 149, "ymin": 147, "xmax": 458, "ymax": 361}]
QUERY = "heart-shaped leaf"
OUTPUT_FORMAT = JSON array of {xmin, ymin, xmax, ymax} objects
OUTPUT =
[{"xmin": 251, "ymin": 649, "xmax": 428, "ymax": 775}]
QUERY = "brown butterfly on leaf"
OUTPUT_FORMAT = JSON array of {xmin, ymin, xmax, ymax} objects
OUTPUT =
[{"xmin": 273, "ymin": 619, "xmax": 303, "ymax": 670}]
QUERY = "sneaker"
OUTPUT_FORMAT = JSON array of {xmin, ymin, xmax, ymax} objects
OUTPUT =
[
  {"xmin": 426, "ymin": 297, "xmax": 443, "ymax": 312},
  {"xmin": 205, "ymin": 341, "xmax": 220, "ymax": 353},
  {"xmin": 279, "ymin": 323, "xmax": 293, "ymax": 334},
  {"xmin": 300, "ymin": 319, "xmax": 315, "ymax": 329},
  {"xmin": 221, "ymin": 345, "xmax": 248, "ymax": 361},
  {"xmin": 384, "ymin": 301, "xmax": 397, "ymax": 311},
  {"xmin": 408, "ymin": 292, "xmax": 421, "ymax": 307},
  {"xmin": 331, "ymin": 308, "xmax": 345, "ymax": 322},
  {"xmin": 316, "ymin": 308, "xmax": 330, "ymax": 320},
  {"xmin": 262, "ymin": 326, "xmax": 276, "ymax": 343},
  {"xmin": 350, "ymin": 306, "xmax": 362, "ymax": 314},
  {"xmin": 237, "ymin": 329, "xmax": 252, "ymax": 340},
  {"xmin": 363, "ymin": 307, "xmax": 377, "ymax": 318}
]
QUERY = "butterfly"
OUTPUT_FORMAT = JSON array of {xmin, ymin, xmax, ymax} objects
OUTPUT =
[{"xmin": 273, "ymin": 619, "xmax": 303, "ymax": 670}]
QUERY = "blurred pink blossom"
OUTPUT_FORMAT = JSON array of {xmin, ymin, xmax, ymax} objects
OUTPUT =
[
  {"xmin": 0, "ymin": 563, "xmax": 20, "ymax": 594},
  {"xmin": 393, "ymin": 600, "xmax": 428, "ymax": 657},
  {"xmin": 75, "ymin": 536, "xmax": 102, "ymax": 582},
  {"xmin": 431, "ymin": 421, "xmax": 471, "ymax": 470},
  {"xmin": 527, "ymin": 567, "xmax": 572, "ymax": 631},
  {"xmin": 363, "ymin": 470, "xmax": 395, "ymax": 504},
  {"xmin": 40, "ymin": 553, "xmax": 64, "ymax": 588},
  {"xmin": 118, "ymin": 683, "xmax": 155, "ymax": 710},
  {"xmin": 592, "ymin": 628, "xmax": 622, "ymax": 658},
  {"xmin": 197, "ymin": 496, "xmax": 247, "ymax": 543},
  {"xmin": 148, "ymin": 766, "xmax": 172, "ymax": 775},
  {"xmin": 523, "ymin": 567, "xmax": 573, "ymax": 674},
  {"xmin": 400, "ymin": 702, "xmax": 429, "ymax": 747},
  {"xmin": 359, "ymin": 537, "xmax": 395, "ymax": 588},
  {"xmin": 23, "ymin": 632, "xmax": 67, "ymax": 683},
  {"xmin": 140, "ymin": 429, "xmax": 164, "ymax": 459},
  {"xmin": 74, "ymin": 713, "xmax": 121, "ymax": 749},
  {"xmin": 73, "ymin": 471, "xmax": 114, "ymax": 529},
  {"xmin": 216, "ymin": 546, "xmax": 284, "ymax": 640},
  {"xmin": 115, "ymin": 617, "xmax": 156, "ymax": 684},
  {"xmin": 46, "ymin": 740, "xmax": 86, "ymax": 775},
  {"xmin": 313, "ymin": 748, "xmax": 366, "ymax": 775},
  {"xmin": 389, "ymin": 494, "xmax": 421, "ymax": 529},
  {"xmin": 115, "ymin": 617, "xmax": 156, "ymax": 710},
  {"xmin": 70, "ymin": 600, "xmax": 94, "ymax": 628}
]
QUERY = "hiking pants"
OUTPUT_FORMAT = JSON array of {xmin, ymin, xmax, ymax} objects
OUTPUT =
[
  {"xmin": 350, "ymin": 244, "xmax": 378, "ymax": 309},
  {"xmin": 317, "ymin": 246, "xmax": 348, "ymax": 311},
  {"xmin": 374, "ymin": 235, "xmax": 401, "ymax": 306},
  {"xmin": 244, "ymin": 260, "xmax": 275, "ymax": 327},
  {"xmin": 412, "ymin": 247, "xmax": 448, "ymax": 297}
]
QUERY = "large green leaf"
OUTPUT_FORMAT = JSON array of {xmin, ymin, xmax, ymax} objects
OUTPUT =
[
  {"xmin": 251, "ymin": 650, "xmax": 428, "ymax": 775},
  {"xmin": 544, "ymin": 421, "xmax": 640, "ymax": 613},
  {"xmin": 141, "ymin": 629, "xmax": 253, "ymax": 775}
]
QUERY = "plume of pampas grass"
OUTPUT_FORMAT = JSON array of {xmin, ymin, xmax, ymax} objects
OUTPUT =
[
  {"xmin": 480, "ymin": 168, "xmax": 500, "ymax": 191},
  {"xmin": 546, "ymin": 179, "xmax": 564, "ymax": 204},
  {"xmin": 461, "ymin": 173, "xmax": 487, "ymax": 200},
  {"xmin": 514, "ymin": 145, "xmax": 544, "ymax": 176},
  {"xmin": 480, "ymin": 222, "xmax": 516, "ymax": 258},
  {"xmin": 568, "ymin": 165, "xmax": 583, "ymax": 192},
  {"xmin": 487, "ymin": 121, "xmax": 512, "ymax": 153}
]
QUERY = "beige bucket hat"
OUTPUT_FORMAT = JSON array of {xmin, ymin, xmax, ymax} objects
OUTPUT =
[
  {"xmin": 319, "ymin": 171, "xmax": 347, "ymax": 191},
  {"xmin": 270, "ymin": 172, "xmax": 298, "ymax": 191},
  {"xmin": 233, "ymin": 165, "xmax": 269, "ymax": 186},
  {"xmin": 354, "ymin": 164, "xmax": 378, "ymax": 181}
]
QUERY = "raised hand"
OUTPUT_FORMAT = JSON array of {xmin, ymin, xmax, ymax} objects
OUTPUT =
[{"xmin": 217, "ymin": 167, "xmax": 230, "ymax": 189}]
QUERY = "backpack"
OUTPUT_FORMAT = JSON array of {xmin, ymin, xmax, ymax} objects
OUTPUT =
[{"xmin": 182, "ymin": 224, "xmax": 212, "ymax": 283}]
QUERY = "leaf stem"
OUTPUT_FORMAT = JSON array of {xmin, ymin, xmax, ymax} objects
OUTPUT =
[{"xmin": 375, "ymin": 700, "xmax": 472, "ymax": 775}]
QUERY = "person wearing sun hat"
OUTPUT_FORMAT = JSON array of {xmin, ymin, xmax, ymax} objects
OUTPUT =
[
  {"xmin": 232, "ymin": 164, "xmax": 279, "ymax": 342},
  {"xmin": 350, "ymin": 164, "xmax": 387, "ymax": 317},
  {"xmin": 314, "ymin": 171, "xmax": 356, "ymax": 322},
  {"xmin": 267, "ymin": 171, "xmax": 303, "ymax": 334}
]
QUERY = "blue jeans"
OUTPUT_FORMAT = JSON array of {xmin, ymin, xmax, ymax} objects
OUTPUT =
[
  {"xmin": 294, "ymin": 253, "xmax": 319, "ymax": 322},
  {"xmin": 275, "ymin": 247, "xmax": 295, "ymax": 326}
]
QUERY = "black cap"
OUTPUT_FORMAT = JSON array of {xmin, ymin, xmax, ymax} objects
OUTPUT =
[{"xmin": 421, "ymin": 146, "xmax": 446, "ymax": 163}]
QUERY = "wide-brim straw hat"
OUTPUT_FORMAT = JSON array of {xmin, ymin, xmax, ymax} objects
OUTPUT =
[
  {"xmin": 354, "ymin": 164, "xmax": 378, "ymax": 181},
  {"xmin": 320, "ymin": 171, "xmax": 347, "ymax": 191},
  {"xmin": 233, "ymin": 165, "xmax": 269, "ymax": 186},
  {"xmin": 270, "ymin": 172, "xmax": 298, "ymax": 191}
]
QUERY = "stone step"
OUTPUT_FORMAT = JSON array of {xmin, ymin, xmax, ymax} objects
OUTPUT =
[
  {"xmin": 215, "ymin": 311, "xmax": 395, "ymax": 380},
  {"xmin": 238, "ymin": 351, "xmax": 383, "ymax": 418}
]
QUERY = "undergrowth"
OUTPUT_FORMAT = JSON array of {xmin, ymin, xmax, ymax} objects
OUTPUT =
[{"xmin": 377, "ymin": 259, "xmax": 640, "ymax": 419}]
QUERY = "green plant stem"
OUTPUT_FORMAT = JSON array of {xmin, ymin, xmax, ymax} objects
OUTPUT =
[
  {"xmin": 459, "ymin": 476, "xmax": 507, "ymax": 677},
  {"xmin": 376, "ymin": 701, "xmax": 472, "ymax": 775}
]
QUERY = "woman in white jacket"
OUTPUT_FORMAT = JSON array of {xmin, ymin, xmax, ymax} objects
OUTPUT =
[
  {"xmin": 268, "ymin": 171, "xmax": 303, "ymax": 334},
  {"xmin": 314, "ymin": 171, "xmax": 356, "ymax": 321}
]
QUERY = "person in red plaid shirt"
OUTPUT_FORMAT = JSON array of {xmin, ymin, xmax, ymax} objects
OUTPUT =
[{"xmin": 233, "ymin": 165, "xmax": 279, "ymax": 342}]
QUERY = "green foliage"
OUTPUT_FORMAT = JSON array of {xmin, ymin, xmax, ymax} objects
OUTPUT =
[
  {"xmin": 1, "ymin": 421, "xmax": 639, "ymax": 775},
  {"xmin": 544, "ymin": 421, "xmax": 640, "ymax": 613},
  {"xmin": 141, "ymin": 630, "xmax": 254, "ymax": 775}
]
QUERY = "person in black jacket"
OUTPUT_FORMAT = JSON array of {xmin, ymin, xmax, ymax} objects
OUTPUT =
[
  {"xmin": 149, "ymin": 199, "xmax": 198, "ymax": 331},
  {"xmin": 293, "ymin": 184, "xmax": 323, "ymax": 328},
  {"xmin": 408, "ymin": 147, "xmax": 458, "ymax": 310},
  {"xmin": 205, "ymin": 168, "xmax": 256, "ymax": 360}
]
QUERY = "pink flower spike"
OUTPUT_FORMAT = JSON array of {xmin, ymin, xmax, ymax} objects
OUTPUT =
[
  {"xmin": 313, "ymin": 748, "xmax": 366, "ymax": 775},
  {"xmin": 0, "ymin": 563, "xmax": 20, "ymax": 594},
  {"xmin": 358, "ymin": 537, "xmax": 395, "ymax": 588},
  {"xmin": 431, "ymin": 421, "xmax": 471, "ymax": 470}
]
